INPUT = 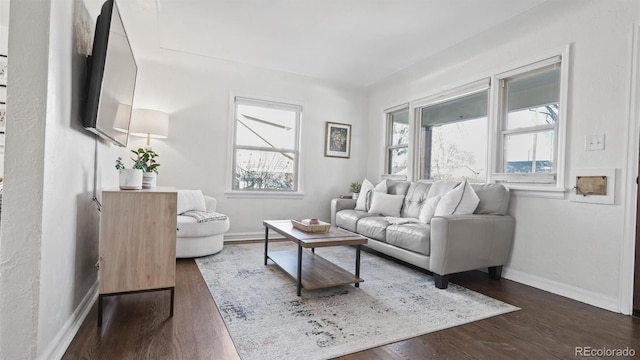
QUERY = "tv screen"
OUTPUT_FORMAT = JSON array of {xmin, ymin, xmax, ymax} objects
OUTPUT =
[{"xmin": 83, "ymin": 0, "xmax": 137, "ymax": 147}]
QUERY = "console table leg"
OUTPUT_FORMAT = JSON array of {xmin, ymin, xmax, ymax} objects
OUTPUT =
[
  {"xmin": 297, "ymin": 244, "xmax": 303, "ymax": 296},
  {"xmin": 97, "ymin": 294, "xmax": 104, "ymax": 327},
  {"xmin": 355, "ymin": 245, "xmax": 361, "ymax": 288},
  {"xmin": 264, "ymin": 227, "xmax": 269, "ymax": 265},
  {"xmin": 169, "ymin": 287, "xmax": 175, "ymax": 317}
]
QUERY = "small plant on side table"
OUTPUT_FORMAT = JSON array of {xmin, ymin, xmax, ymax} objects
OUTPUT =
[
  {"xmin": 131, "ymin": 148, "xmax": 160, "ymax": 188},
  {"xmin": 131, "ymin": 148, "xmax": 160, "ymax": 174},
  {"xmin": 115, "ymin": 157, "xmax": 143, "ymax": 190},
  {"xmin": 350, "ymin": 181, "xmax": 362, "ymax": 200}
]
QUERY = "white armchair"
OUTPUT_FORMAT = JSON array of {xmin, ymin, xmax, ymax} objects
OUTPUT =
[{"xmin": 176, "ymin": 193, "xmax": 230, "ymax": 258}]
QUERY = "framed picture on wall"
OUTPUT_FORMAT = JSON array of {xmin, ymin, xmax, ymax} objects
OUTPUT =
[
  {"xmin": 324, "ymin": 122, "xmax": 352, "ymax": 158},
  {"xmin": 0, "ymin": 55, "xmax": 6, "ymax": 86}
]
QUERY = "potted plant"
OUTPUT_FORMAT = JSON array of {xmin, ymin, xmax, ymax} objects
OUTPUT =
[
  {"xmin": 131, "ymin": 148, "xmax": 160, "ymax": 188},
  {"xmin": 115, "ymin": 157, "xmax": 143, "ymax": 190},
  {"xmin": 350, "ymin": 181, "xmax": 362, "ymax": 200}
]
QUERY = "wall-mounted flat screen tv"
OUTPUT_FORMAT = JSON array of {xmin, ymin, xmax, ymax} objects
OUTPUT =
[{"xmin": 83, "ymin": 0, "xmax": 137, "ymax": 147}]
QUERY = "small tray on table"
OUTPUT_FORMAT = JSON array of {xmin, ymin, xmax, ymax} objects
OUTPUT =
[{"xmin": 291, "ymin": 219, "xmax": 331, "ymax": 233}]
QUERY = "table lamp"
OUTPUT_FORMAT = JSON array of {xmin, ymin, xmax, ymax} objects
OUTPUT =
[{"xmin": 129, "ymin": 108, "xmax": 169, "ymax": 146}]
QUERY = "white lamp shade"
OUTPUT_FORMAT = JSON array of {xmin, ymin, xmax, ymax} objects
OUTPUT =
[{"xmin": 129, "ymin": 108, "xmax": 169, "ymax": 139}]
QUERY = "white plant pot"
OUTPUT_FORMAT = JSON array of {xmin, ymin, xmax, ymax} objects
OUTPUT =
[
  {"xmin": 119, "ymin": 169, "xmax": 143, "ymax": 190},
  {"xmin": 352, "ymin": 192, "xmax": 359, "ymax": 200},
  {"xmin": 142, "ymin": 171, "xmax": 157, "ymax": 189}
]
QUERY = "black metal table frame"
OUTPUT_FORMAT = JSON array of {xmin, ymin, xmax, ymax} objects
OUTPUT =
[
  {"xmin": 264, "ymin": 226, "xmax": 362, "ymax": 296},
  {"xmin": 98, "ymin": 287, "xmax": 174, "ymax": 326}
]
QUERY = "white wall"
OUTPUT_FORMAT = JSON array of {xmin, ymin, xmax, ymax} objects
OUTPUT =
[
  {"xmin": 0, "ymin": 0, "xmax": 123, "ymax": 358},
  {"xmin": 366, "ymin": 0, "xmax": 639, "ymax": 312},
  {"xmin": 0, "ymin": 0, "xmax": 8, "ymax": 55},
  {"xmin": 0, "ymin": 0, "xmax": 47, "ymax": 357},
  {"xmin": 132, "ymin": 54, "xmax": 368, "ymax": 238},
  {"xmin": 0, "ymin": 25, "xmax": 6, "ymax": 55}
]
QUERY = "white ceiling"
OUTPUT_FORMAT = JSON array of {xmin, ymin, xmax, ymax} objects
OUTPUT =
[{"xmin": 123, "ymin": 0, "xmax": 547, "ymax": 87}]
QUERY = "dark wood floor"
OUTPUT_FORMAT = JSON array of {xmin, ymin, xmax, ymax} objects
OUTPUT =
[{"xmin": 63, "ymin": 250, "xmax": 640, "ymax": 360}]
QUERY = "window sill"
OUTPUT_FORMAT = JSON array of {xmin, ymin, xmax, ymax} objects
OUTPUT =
[
  {"xmin": 224, "ymin": 191, "xmax": 305, "ymax": 199},
  {"xmin": 506, "ymin": 184, "xmax": 568, "ymax": 199}
]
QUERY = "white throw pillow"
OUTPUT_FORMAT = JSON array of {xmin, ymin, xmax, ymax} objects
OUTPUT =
[
  {"xmin": 354, "ymin": 179, "xmax": 373, "ymax": 211},
  {"xmin": 367, "ymin": 179, "xmax": 388, "ymax": 210},
  {"xmin": 418, "ymin": 195, "xmax": 442, "ymax": 224},
  {"xmin": 434, "ymin": 180, "xmax": 479, "ymax": 216},
  {"xmin": 373, "ymin": 179, "xmax": 388, "ymax": 192},
  {"xmin": 355, "ymin": 179, "xmax": 388, "ymax": 211},
  {"xmin": 177, "ymin": 189, "xmax": 206, "ymax": 215},
  {"xmin": 426, "ymin": 180, "xmax": 460, "ymax": 199},
  {"xmin": 368, "ymin": 192, "xmax": 405, "ymax": 217}
]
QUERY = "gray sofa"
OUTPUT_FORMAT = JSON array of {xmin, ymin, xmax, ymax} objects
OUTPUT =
[{"xmin": 331, "ymin": 180, "xmax": 515, "ymax": 289}]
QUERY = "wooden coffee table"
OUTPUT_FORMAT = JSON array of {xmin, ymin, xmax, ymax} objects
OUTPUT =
[{"xmin": 263, "ymin": 220, "xmax": 368, "ymax": 296}]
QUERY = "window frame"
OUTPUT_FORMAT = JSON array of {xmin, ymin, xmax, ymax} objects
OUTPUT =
[
  {"xmin": 383, "ymin": 46, "xmax": 570, "ymax": 197},
  {"xmin": 411, "ymin": 78, "xmax": 491, "ymax": 182},
  {"xmin": 384, "ymin": 104, "xmax": 410, "ymax": 176},
  {"xmin": 228, "ymin": 95, "xmax": 303, "ymax": 196},
  {"xmin": 490, "ymin": 48, "xmax": 570, "ymax": 190}
]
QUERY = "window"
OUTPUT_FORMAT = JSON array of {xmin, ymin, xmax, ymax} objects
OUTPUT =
[
  {"xmin": 494, "ymin": 57, "xmax": 563, "ymax": 185},
  {"xmin": 232, "ymin": 97, "xmax": 301, "ymax": 191},
  {"xmin": 387, "ymin": 50, "xmax": 568, "ymax": 194},
  {"xmin": 385, "ymin": 106, "xmax": 409, "ymax": 175},
  {"xmin": 415, "ymin": 84, "xmax": 489, "ymax": 182}
]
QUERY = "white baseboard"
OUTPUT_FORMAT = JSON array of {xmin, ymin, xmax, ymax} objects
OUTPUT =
[
  {"xmin": 37, "ymin": 281, "xmax": 98, "ymax": 360},
  {"xmin": 503, "ymin": 267, "xmax": 619, "ymax": 313},
  {"xmin": 224, "ymin": 231, "xmax": 284, "ymax": 242}
]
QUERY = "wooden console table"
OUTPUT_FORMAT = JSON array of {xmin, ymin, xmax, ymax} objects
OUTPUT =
[{"xmin": 98, "ymin": 187, "xmax": 177, "ymax": 326}]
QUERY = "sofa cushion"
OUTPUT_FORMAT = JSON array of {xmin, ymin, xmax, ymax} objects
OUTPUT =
[
  {"xmin": 435, "ymin": 180, "xmax": 479, "ymax": 216},
  {"xmin": 177, "ymin": 189, "xmax": 206, "ymax": 214},
  {"xmin": 402, "ymin": 181, "xmax": 432, "ymax": 218},
  {"xmin": 387, "ymin": 180, "xmax": 411, "ymax": 196},
  {"xmin": 418, "ymin": 194, "xmax": 441, "ymax": 224},
  {"xmin": 471, "ymin": 183, "xmax": 511, "ymax": 215},
  {"xmin": 368, "ymin": 192, "xmax": 405, "ymax": 217},
  {"xmin": 386, "ymin": 223, "xmax": 431, "ymax": 256},
  {"xmin": 336, "ymin": 210, "xmax": 376, "ymax": 232},
  {"xmin": 356, "ymin": 216, "xmax": 389, "ymax": 241}
]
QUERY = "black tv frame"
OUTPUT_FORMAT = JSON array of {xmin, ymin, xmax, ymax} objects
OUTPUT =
[{"xmin": 83, "ymin": 0, "xmax": 137, "ymax": 147}]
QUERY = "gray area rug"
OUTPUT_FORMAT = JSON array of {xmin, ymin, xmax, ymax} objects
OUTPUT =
[{"xmin": 196, "ymin": 242, "xmax": 519, "ymax": 360}]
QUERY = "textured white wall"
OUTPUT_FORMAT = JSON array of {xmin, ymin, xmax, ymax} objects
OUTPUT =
[
  {"xmin": 0, "ymin": 0, "xmax": 122, "ymax": 358},
  {"xmin": 0, "ymin": 1, "xmax": 51, "ymax": 358},
  {"xmin": 131, "ymin": 55, "xmax": 368, "ymax": 237},
  {"xmin": 366, "ymin": 0, "xmax": 639, "ymax": 312}
]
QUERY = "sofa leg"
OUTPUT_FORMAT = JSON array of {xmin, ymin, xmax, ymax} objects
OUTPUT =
[
  {"xmin": 434, "ymin": 274, "xmax": 450, "ymax": 289},
  {"xmin": 488, "ymin": 266, "xmax": 503, "ymax": 280}
]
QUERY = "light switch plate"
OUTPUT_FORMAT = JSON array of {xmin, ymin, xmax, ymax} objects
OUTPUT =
[{"xmin": 585, "ymin": 134, "xmax": 605, "ymax": 151}]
